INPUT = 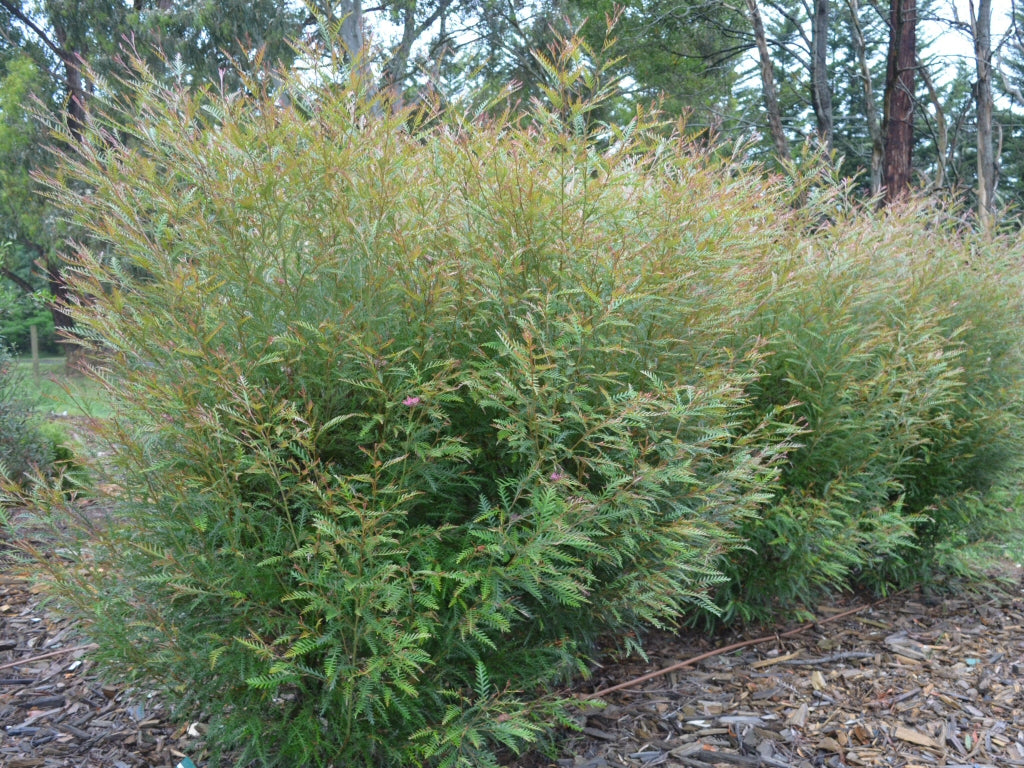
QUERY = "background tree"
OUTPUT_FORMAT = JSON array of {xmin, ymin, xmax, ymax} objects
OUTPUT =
[
  {"xmin": 0, "ymin": 0, "xmax": 303, "ymax": 354},
  {"xmin": 132, "ymin": 0, "xmax": 303, "ymax": 87},
  {"xmin": 811, "ymin": 0, "xmax": 834, "ymax": 148},
  {"xmin": 570, "ymin": 0, "xmax": 747, "ymax": 131},
  {"xmin": 883, "ymin": 0, "xmax": 918, "ymax": 202},
  {"xmin": 994, "ymin": 0, "xmax": 1024, "ymax": 213},
  {"xmin": 0, "ymin": 6, "xmax": 70, "ymax": 341},
  {"xmin": 746, "ymin": 0, "xmax": 793, "ymax": 159},
  {"xmin": 970, "ymin": 0, "xmax": 996, "ymax": 230},
  {"xmin": 842, "ymin": 0, "xmax": 885, "ymax": 193}
]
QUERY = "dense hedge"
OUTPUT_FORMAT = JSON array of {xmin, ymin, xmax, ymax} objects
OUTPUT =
[{"xmin": 12, "ymin": 38, "xmax": 1024, "ymax": 768}]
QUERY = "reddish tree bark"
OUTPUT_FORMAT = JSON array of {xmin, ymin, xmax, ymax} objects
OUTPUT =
[{"xmin": 882, "ymin": 0, "xmax": 916, "ymax": 203}]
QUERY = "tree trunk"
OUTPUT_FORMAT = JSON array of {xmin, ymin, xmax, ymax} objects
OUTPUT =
[
  {"xmin": 0, "ymin": 3, "xmax": 88, "ymax": 363},
  {"xmin": 50, "ymin": 17, "xmax": 88, "ymax": 143},
  {"xmin": 917, "ymin": 57, "xmax": 947, "ymax": 192},
  {"xmin": 338, "ymin": 0, "xmax": 364, "ymax": 61},
  {"xmin": 971, "ymin": 0, "xmax": 995, "ymax": 231},
  {"xmin": 847, "ymin": 0, "xmax": 882, "ymax": 195},
  {"xmin": 308, "ymin": 1, "xmax": 365, "ymax": 65},
  {"xmin": 882, "ymin": 0, "xmax": 916, "ymax": 203},
  {"xmin": 0, "ymin": 0, "xmax": 87, "ymax": 142},
  {"xmin": 44, "ymin": 260, "xmax": 88, "ymax": 368},
  {"xmin": 380, "ymin": 0, "xmax": 452, "ymax": 108},
  {"xmin": 811, "ymin": 0, "xmax": 834, "ymax": 150},
  {"xmin": 383, "ymin": 0, "xmax": 419, "ymax": 106},
  {"xmin": 746, "ymin": 0, "xmax": 791, "ymax": 160},
  {"xmin": 1, "ymin": 267, "xmax": 36, "ymax": 295}
]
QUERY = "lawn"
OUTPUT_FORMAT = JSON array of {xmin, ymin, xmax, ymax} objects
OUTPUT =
[
  {"xmin": 962, "ymin": 489, "xmax": 1024, "ymax": 568},
  {"xmin": 13, "ymin": 356, "xmax": 112, "ymax": 418}
]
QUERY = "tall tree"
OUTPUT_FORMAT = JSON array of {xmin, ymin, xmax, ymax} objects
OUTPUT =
[
  {"xmin": 971, "ymin": 0, "xmax": 996, "ymax": 230},
  {"xmin": 570, "ymin": 0, "xmax": 747, "ymax": 129},
  {"xmin": 0, "ymin": 0, "xmax": 99, "ymax": 142},
  {"xmin": 379, "ymin": 0, "xmax": 454, "ymax": 104},
  {"xmin": 0, "ymin": 51, "xmax": 58, "ymax": 291},
  {"xmin": 746, "ymin": 0, "xmax": 792, "ymax": 159},
  {"xmin": 307, "ymin": 0, "xmax": 366, "ymax": 65},
  {"xmin": 811, "ymin": 0, "xmax": 834, "ymax": 149},
  {"xmin": 0, "ymin": 0, "xmax": 303, "ymax": 355},
  {"xmin": 0, "ymin": 0, "xmax": 112, "ymax": 343},
  {"xmin": 846, "ymin": 0, "xmax": 883, "ymax": 193},
  {"xmin": 134, "ymin": 0, "xmax": 303, "ymax": 87},
  {"xmin": 882, "ymin": 0, "xmax": 917, "ymax": 202},
  {"xmin": 992, "ymin": 0, "xmax": 1024, "ymax": 210},
  {"xmin": 916, "ymin": 53, "xmax": 948, "ymax": 191}
]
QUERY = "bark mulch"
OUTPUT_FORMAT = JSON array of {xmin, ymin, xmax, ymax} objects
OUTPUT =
[
  {"xmin": 2, "ymin": 550, "xmax": 1022, "ymax": 768},
  {"xmin": 0, "ymin": 568, "xmax": 200, "ymax": 768},
  {"xmin": 533, "ymin": 574, "xmax": 1024, "ymax": 768}
]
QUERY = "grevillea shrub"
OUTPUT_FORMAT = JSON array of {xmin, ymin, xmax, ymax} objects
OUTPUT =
[
  {"xmin": 15, "ymin": 35, "xmax": 1024, "ymax": 766},
  {"xmin": 0, "ymin": 343, "xmax": 53, "ymax": 485},
  {"xmin": 25, "ymin": 41, "xmax": 794, "ymax": 767},
  {"xmin": 715, "ymin": 200, "xmax": 1024, "ymax": 622}
]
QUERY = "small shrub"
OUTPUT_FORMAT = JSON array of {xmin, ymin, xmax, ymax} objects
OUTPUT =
[
  {"xmin": 36, "ymin": 420, "xmax": 90, "ymax": 490},
  {"xmin": 0, "ymin": 293, "xmax": 58, "ymax": 355},
  {"xmin": 14, "ymin": 31, "xmax": 1024, "ymax": 768},
  {"xmin": 0, "ymin": 344, "xmax": 52, "ymax": 484}
]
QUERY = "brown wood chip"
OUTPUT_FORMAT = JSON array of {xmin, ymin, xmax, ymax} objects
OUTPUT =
[{"xmin": 514, "ymin": 573, "xmax": 1024, "ymax": 768}]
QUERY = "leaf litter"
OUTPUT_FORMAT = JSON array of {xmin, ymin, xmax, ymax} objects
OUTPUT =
[{"xmin": 518, "ymin": 570, "xmax": 1024, "ymax": 768}]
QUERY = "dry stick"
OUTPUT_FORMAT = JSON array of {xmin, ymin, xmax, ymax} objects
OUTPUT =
[
  {"xmin": 584, "ymin": 594, "xmax": 905, "ymax": 699},
  {"xmin": 777, "ymin": 650, "xmax": 875, "ymax": 665},
  {"xmin": 0, "ymin": 643, "xmax": 98, "ymax": 672}
]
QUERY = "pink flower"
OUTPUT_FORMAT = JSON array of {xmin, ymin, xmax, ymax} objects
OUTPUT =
[
  {"xmin": 403, "ymin": 396, "xmax": 421, "ymax": 407},
  {"xmin": 550, "ymin": 471, "xmax": 566, "ymax": 481}
]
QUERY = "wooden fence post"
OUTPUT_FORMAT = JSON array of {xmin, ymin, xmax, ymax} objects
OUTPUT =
[{"xmin": 30, "ymin": 325, "xmax": 39, "ymax": 381}]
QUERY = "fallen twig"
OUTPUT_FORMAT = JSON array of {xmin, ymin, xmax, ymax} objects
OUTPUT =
[
  {"xmin": 0, "ymin": 643, "xmax": 98, "ymax": 671},
  {"xmin": 868, "ymin": 686, "xmax": 921, "ymax": 709},
  {"xmin": 584, "ymin": 594, "xmax": 904, "ymax": 699},
  {"xmin": 776, "ymin": 650, "xmax": 875, "ymax": 665},
  {"xmin": 676, "ymin": 749, "xmax": 794, "ymax": 767}
]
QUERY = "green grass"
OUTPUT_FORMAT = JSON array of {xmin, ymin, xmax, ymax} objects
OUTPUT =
[
  {"xmin": 931, "ymin": 480, "xmax": 1024, "ymax": 587},
  {"xmin": 13, "ymin": 357, "xmax": 112, "ymax": 418},
  {"xmin": 979, "ymin": 473, "xmax": 1024, "ymax": 565},
  {"xmin": 963, "ymin": 497, "xmax": 1024, "ymax": 567}
]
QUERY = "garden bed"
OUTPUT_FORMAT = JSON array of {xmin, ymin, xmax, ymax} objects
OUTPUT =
[{"xmin": 2, "ymin": 557, "xmax": 1021, "ymax": 768}]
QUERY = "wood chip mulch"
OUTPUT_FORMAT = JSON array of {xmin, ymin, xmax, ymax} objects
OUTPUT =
[
  {"xmin": 528, "ymin": 573, "xmax": 1024, "ymax": 768},
  {"xmin": 0, "ymin": 568, "xmax": 200, "ymax": 768},
  {"xmin": 2, "ymin": 555, "xmax": 1023, "ymax": 768}
]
